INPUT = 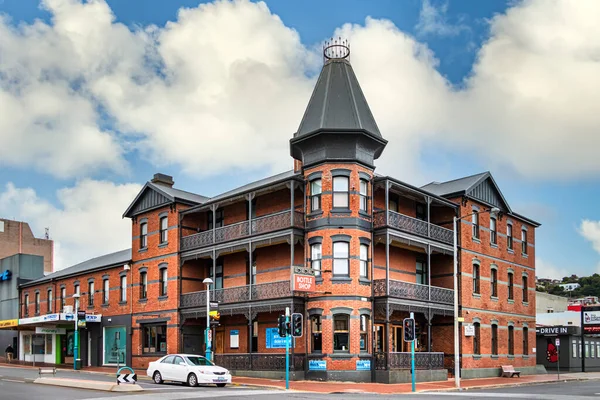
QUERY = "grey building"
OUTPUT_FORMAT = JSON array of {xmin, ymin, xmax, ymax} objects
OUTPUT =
[{"xmin": 536, "ymin": 292, "xmax": 569, "ymax": 314}]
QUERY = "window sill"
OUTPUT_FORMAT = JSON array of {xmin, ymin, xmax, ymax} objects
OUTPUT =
[
  {"xmin": 508, "ymin": 355, "xmax": 515, "ymax": 359},
  {"xmin": 139, "ymin": 299, "xmax": 148, "ymax": 303},
  {"xmin": 158, "ymin": 243, "xmax": 169, "ymax": 249},
  {"xmin": 330, "ymin": 208, "xmax": 352, "ymax": 214},
  {"xmin": 473, "ymin": 355, "xmax": 482, "ymax": 360},
  {"xmin": 523, "ymin": 355, "xmax": 529, "ymax": 359},
  {"xmin": 158, "ymin": 295, "xmax": 169, "ymax": 301},
  {"xmin": 101, "ymin": 303, "xmax": 109, "ymax": 308},
  {"xmin": 141, "ymin": 352, "xmax": 167, "ymax": 357},
  {"xmin": 491, "ymin": 296, "xmax": 499, "ymax": 302},
  {"xmin": 119, "ymin": 301, "xmax": 127, "ymax": 306},
  {"xmin": 523, "ymin": 302, "xmax": 529, "ymax": 306},
  {"xmin": 308, "ymin": 211, "xmax": 324, "ymax": 218},
  {"xmin": 359, "ymin": 277, "xmax": 371, "ymax": 285},
  {"xmin": 472, "ymin": 293, "xmax": 481, "ymax": 298},
  {"xmin": 472, "ymin": 237, "xmax": 481, "ymax": 243},
  {"xmin": 522, "ymin": 253, "xmax": 529, "ymax": 258},
  {"xmin": 491, "ymin": 355, "xmax": 499, "ymax": 359},
  {"xmin": 138, "ymin": 247, "xmax": 148, "ymax": 253},
  {"xmin": 315, "ymin": 277, "xmax": 324, "ymax": 285},
  {"xmin": 508, "ymin": 299, "xmax": 515, "ymax": 304},
  {"xmin": 331, "ymin": 276, "xmax": 352, "ymax": 284},
  {"xmin": 309, "ymin": 351, "xmax": 323, "ymax": 356},
  {"xmin": 507, "ymin": 249, "xmax": 514, "ymax": 254},
  {"xmin": 330, "ymin": 352, "xmax": 353, "ymax": 358},
  {"xmin": 490, "ymin": 243, "xmax": 498, "ymax": 248},
  {"xmin": 87, "ymin": 305, "xmax": 95, "ymax": 309}
]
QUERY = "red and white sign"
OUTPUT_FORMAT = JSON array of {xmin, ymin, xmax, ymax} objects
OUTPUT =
[{"xmin": 293, "ymin": 274, "xmax": 315, "ymax": 292}]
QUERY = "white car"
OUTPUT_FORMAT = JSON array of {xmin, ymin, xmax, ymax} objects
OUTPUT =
[{"xmin": 146, "ymin": 354, "xmax": 232, "ymax": 387}]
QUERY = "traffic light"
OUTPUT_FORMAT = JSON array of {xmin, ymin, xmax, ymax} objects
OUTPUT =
[
  {"xmin": 291, "ymin": 313, "xmax": 303, "ymax": 337},
  {"xmin": 278, "ymin": 315, "xmax": 287, "ymax": 337},
  {"xmin": 403, "ymin": 318, "xmax": 415, "ymax": 342}
]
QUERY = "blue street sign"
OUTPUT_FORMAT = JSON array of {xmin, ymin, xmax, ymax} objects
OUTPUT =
[
  {"xmin": 356, "ymin": 360, "xmax": 371, "ymax": 371},
  {"xmin": 309, "ymin": 360, "xmax": 327, "ymax": 371}
]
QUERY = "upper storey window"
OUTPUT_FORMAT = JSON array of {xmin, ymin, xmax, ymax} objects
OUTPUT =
[
  {"xmin": 332, "ymin": 176, "xmax": 349, "ymax": 208},
  {"xmin": 140, "ymin": 222, "xmax": 148, "ymax": 248},
  {"xmin": 472, "ymin": 211, "xmax": 480, "ymax": 239},
  {"xmin": 416, "ymin": 203, "xmax": 426, "ymax": 221},
  {"xmin": 207, "ymin": 209, "xmax": 224, "ymax": 230},
  {"xmin": 522, "ymin": 229, "xmax": 528, "ymax": 255},
  {"xmin": 159, "ymin": 216, "xmax": 168, "ymax": 244},
  {"xmin": 333, "ymin": 242, "xmax": 349, "ymax": 276},
  {"xmin": 359, "ymin": 179, "xmax": 368, "ymax": 212},
  {"xmin": 490, "ymin": 217, "xmax": 497, "ymax": 245},
  {"xmin": 310, "ymin": 179, "xmax": 322, "ymax": 212},
  {"xmin": 507, "ymin": 224, "xmax": 513, "ymax": 250}
]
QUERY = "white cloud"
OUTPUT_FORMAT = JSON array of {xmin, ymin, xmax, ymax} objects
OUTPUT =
[
  {"xmin": 580, "ymin": 219, "xmax": 600, "ymax": 254},
  {"xmin": 536, "ymin": 258, "xmax": 569, "ymax": 280},
  {"xmin": 0, "ymin": 180, "xmax": 141, "ymax": 270},
  {"xmin": 1, "ymin": 0, "xmax": 599, "ymax": 182},
  {"xmin": 415, "ymin": 0, "xmax": 469, "ymax": 37}
]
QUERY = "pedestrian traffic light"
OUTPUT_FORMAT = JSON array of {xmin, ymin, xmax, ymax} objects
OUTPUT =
[
  {"xmin": 291, "ymin": 313, "xmax": 303, "ymax": 337},
  {"xmin": 278, "ymin": 315, "xmax": 287, "ymax": 337},
  {"xmin": 403, "ymin": 318, "xmax": 415, "ymax": 342}
]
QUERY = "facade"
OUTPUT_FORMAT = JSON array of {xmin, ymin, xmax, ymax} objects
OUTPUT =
[
  {"xmin": 0, "ymin": 219, "xmax": 54, "ymax": 274},
  {"xmin": 14, "ymin": 43, "xmax": 540, "ymax": 382},
  {"xmin": 536, "ymin": 292, "xmax": 569, "ymax": 314}
]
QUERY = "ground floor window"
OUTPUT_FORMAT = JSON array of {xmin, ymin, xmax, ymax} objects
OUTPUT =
[
  {"xmin": 252, "ymin": 321, "xmax": 258, "ymax": 352},
  {"xmin": 333, "ymin": 315, "xmax": 349, "ymax": 352},
  {"xmin": 311, "ymin": 315, "xmax": 322, "ymax": 353},
  {"xmin": 360, "ymin": 315, "xmax": 369, "ymax": 352},
  {"xmin": 142, "ymin": 324, "xmax": 167, "ymax": 354},
  {"xmin": 103, "ymin": 326, "xmax": 126, "ymax": 365}
]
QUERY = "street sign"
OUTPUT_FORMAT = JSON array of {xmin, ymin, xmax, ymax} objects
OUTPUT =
[
  {"xmin": 210, "ymin": 302, "xmax": 219, "ymax": 309},
  {"xmin": 117, "ymin": 373, "xmax": 137, "ymax": 384},
  {"xmin": 207, "ymin": 329, "xmax": 212, "ymax": 342},
  {"xmin": 555, "ymin": 338, "xmax": 560, "ymax": 347}
]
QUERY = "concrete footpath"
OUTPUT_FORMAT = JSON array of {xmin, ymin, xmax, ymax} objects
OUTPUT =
[{"xmin": 3, "ymin": 362, "xmax": 600, "ymax": 394}]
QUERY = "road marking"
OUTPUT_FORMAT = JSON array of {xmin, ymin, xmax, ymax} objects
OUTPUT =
[
  {"xmin": 88, "ymin": 389, "xmax": 279, "ymax": 400},
  {"xmin": 1, "ymin": 379, "xmax": 24, "ymax": 383},
  {"xmin": 422, "ymin": 393, "xmax": 596, "ymax": 399}
]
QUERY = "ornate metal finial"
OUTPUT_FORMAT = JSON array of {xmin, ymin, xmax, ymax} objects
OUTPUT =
[{"xmin": 323, "ymin": 37, "xmax": 350, "ymax": 63}]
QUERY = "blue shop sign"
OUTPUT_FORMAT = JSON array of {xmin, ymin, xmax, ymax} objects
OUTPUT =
[
  {"xmin": 0, "ymin": 270, "xmax": 12, "ymax": 282},
  {"xmin": 309, "ymin": 360, "xmax": 327, "ymax": 371},
  {"xmin": 356, "ymin": 360, "xmax": 371, "ymax": 371},
  {"xmin": 265, "ymin": 327, "xmax": 293, "ymax": 349}
]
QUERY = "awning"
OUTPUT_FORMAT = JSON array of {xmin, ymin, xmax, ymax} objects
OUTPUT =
[{"xmin": 19, "ymin": 313, "xmax": 102, "ymax": 326}]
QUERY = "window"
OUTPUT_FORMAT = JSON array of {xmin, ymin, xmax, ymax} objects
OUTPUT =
[
  {"xmin": 416, "ymin": 203, "xmax": 426, "ymax": 221},
  {"xmin": 311, "ymin": 244, "xmax": 322, "ymax": 276},
  {"xmin": 140, "ymin": 222, "xmax": 148, "ymax": 248},
  {"xmin": 472, "ymin": 211, "xmax": 480, "ymax": 239},
  {"xmin": 311, "ymin": 315, "xmax": 322, "ymax": 353},
  {"xmin": 24, "ymin": 294, "xmax": 29, "ymax": 316},
  {"xmin": 473, "ymin": 322, "xmax": 481, "ymax": 355},
  {"xmin": 142, "ymin": 324, "xmax": 167, "ymax": 354},
  {"xmin": 473, "ymin": 264, "xmax": 480, "ymax": 294},
  {"xmin": 88, "ymin": 281, "xmax": 95, "ymax": 307},
  {"xmin": 388, "ymin": 196, "xmax": 398, "ymax": 212},
  {"xmin": 159, "ymin": 216, "xmax": 168, "ymax": 244},
  {"xmin": 521, "ymin": 229, "xmax": 528, "ymax": 255},
  {"xmin": 360, "ymin": 315, "xmax": 369, "ymax": 352},
  {"xmin": 592, "ymin": 342, "xmax": 596, "ymax": 358},
  {"xmin": 61, "ymin": 287, "xmax": 66, "ymax": 311},
  {"xmin": 491, "ymin": 324, "xmax": 498, "ymax": 355},
  {"xmin": 507, "ymin": 224, "xmax": 513, "ymax": 250},
  {"xmin": 523, "ymin": 276, "xmax": 529, "ymax": 302},
  {"xmin": 333, "ymin": 315, "xmax": 349, "ymax": 352},
  {"xmin": 573, "ymin": 341, "xmax": 578, "ymax": 358},
  {"xmin": 140, "ymin": 272, "xmax": 147, "ymax": 300},
  {"xmin": 252, "ymin": 321, "xmax": 258, "ymax": 352},
  {"xmin": 47, "ymin": 289, "xmax": 52, "ymax": 313},
  {"xmin": 416, "ymin": 257, "xmax": 427, "ymax": 285},
  {"xmin": 522, "ymin": 327, "xmax": 528, "ymax": 355},
  {"xmin": 160, "ymin": 268, "xmax": 168, "ymax": 296},
  {"xmin": 333, "ymin": 242, "xmax": 349, "ymax": 275},
  {"xmin": 490, "ymin": 217, "xmax": 497, "ymax": 245},
  {"xmin": 208, "ymin": 209, "xmax": 224, "ymax": 230},
  {"xmin": 120, "ymin": 275, "xmax": 127, "ymax": 303},
  {"xmin": 103, "ymin": 279, "xmax": 109, "ymax": 304},
  {"xmin": 491, "ymin": 269, "xmax": 498, "ymax": 297},
  {"xmin": 35, "ymin": 292, "xmax": 40, "ymax": 314},
  {"xmin": 508, "ymin": 326, "xmax": 514, "ymax": 356},
  {"xmin": 508, "ymin": 272, "xmax": 514, "ymax": 300},
  {"xmin": 359, "ymin": 179, "xmax": 368, "ymax": 212},
  {"xmin": 74, "ymin": 284, "xmax": 80, "ymax": 310},
  {"xmin": 360, "ymin": 244, "xmax": 368, "ymax": 278},
  {"xmin": 209, "ymin": 261, "xmax": 224, "ymax": 290},
  {"xmin": 332, "ymin": 176, "xmax": 349, "ymax": 208},
  {"xmin": 310, "ymin": 179, "xmax": 322, "ymax": 212}
]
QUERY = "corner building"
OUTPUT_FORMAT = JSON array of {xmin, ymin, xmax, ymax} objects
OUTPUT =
[{"xmin": 16, "ymin": 44, "xmax": 540, "ymax": 382}]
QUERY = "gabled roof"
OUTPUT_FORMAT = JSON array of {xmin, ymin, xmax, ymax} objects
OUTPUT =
[
  {"xmin": 294, "ymin": 58, "xmax": 381, "ymax": 138},
  {"xmin": 20, "ymin": 249, "xmax": 132, "ymax": 288},
  {"xmin": 123, "ymin": 181, "xmax": 209, "ymax": 218}
]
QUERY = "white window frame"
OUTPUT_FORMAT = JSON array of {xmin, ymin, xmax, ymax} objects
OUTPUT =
[
  {"xmin": 311, "ymin": 244, "xmax": 322, "ymax": 276},
  {"xmin": 332, "ymin": 242, "xmax": 349, "ymax": 276},
  {"xmin": 359, "ymin": 244, "xmax": 368, "ymax": 278},
  {"xmin": 332, "ymin": 176, "xmax": 349, "ymax": 208}
]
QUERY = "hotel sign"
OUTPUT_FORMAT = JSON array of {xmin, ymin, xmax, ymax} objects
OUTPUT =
[
  {"xmin": 0, "ymin": 319, "xmax": 18, "ymax": 328},
  {"xmin": 584, "ymin": 311, "xmax": 600, "ymax": 325}
]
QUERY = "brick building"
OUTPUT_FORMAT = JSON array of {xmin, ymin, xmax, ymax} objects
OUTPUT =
[
  {"xmin": 16, "ymin": 43, "xmax": 539, "ymax": 382},
  {"xmin": 0, "ymin": 218, "xmax": 53, "ymax": 273}
]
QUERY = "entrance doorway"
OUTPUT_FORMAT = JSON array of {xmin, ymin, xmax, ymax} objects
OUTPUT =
[
  {"xmin": 216, "ymin": 330, "xmax": 224, "ymax": 354},
  {"xmin": 374, "ymin": 324, "xmax": 385, "ymax": 353}
]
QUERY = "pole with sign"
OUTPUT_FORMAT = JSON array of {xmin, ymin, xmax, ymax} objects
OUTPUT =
[
  {"xmin": 285, "ymin": 307, "xmax": 290, "ymax": 390},
  {"xmin": 556, "ymin": 337, "xmax": 560, "ymax": 381}
]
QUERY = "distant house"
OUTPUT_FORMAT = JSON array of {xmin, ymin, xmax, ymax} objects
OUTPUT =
[{"xmin": 559, "ymin": 283, "xmax": 581, "ymax": 292}]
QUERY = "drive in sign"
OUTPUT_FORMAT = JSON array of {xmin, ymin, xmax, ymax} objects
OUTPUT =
[{"xmin": 293, "ymin": 274, "xmax": 315, "ymax": 292}]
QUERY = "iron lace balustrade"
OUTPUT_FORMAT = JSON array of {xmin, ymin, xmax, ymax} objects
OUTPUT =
[
  {"xmin": 181, "ymin": 210, "xmax": 305, "ymax": 251},
  {"xmin": 387, "ymin": 352, "xmax": 444, "ymax": 369},
  {"xmin": 373, "ymin": 279, "xmax": 453, "ymax": 305},
  {"xmin": 180, "ymin": 280, "xmax": 292, "ymax": 308},
  {"xmin": 373, "ymin": 210, "xmax": 453, "ymax": 245},
  {"xmin": 214, "ymin": 353, "xmax": 305, "ymax": 371}
]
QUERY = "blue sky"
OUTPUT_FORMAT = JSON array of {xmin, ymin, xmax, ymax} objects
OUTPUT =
[{"xmin": 0, "ymin": 0, "xmax": 599, "ymax": 278}]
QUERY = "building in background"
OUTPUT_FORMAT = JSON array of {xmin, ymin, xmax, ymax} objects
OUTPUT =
[
  {"xmin": 0, "ymin": 219, "xmax": 54, "ymax": 274},
  {"xmin": 560, "ymin": 283, "xmax": 581, "ymax": 292},
  {"xmin": 537, "ymin": 292, "xmax": 569, "ymax": 314}
]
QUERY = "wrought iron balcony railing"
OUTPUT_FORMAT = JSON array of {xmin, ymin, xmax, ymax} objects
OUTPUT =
[
  {"xmin": 373, "ymin": 210, "xmax": 453, "ymax": 245},
  {"xmin": 214, "ymin": 353, "xmax": 305, "ymax": 371},
  {"xmin": 373, "ymin": 279, "xmax": 453, "ymax": 305},
  {"xmin": 180, "ymin": 280, "xmax": 292, "ymax": 308},
  {"xmin": 375, "ymin": 352, "xmax": 444, "ymax": 370},
  {"xmin": 181, "ymin": 210, "xmax": 304, "ymax": 251}
]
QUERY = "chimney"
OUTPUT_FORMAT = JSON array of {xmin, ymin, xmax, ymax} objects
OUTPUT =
[
  {"xmin": 293, "ymin": 159, "xmax": 303, "ymax": 173},
  {"xmin": 151, "ymin": 173, "xmax": 174, "ymax": 187}
]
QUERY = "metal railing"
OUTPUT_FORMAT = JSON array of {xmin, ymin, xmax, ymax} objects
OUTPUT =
[
  {"xmin": 375, "ymin": 352, "xmax": 444, "ymax": 370},
  {"xmin": 181, "ymin": 210, "xmax": 304, "ymax": 251},
  {"xmin": 180, "ymin": 280, "xmax": 292, "ymax": 308},
  {"xmin": 373, "ymin": 279, "xmax": 453, "ymax": 305},
  {"xmin": 374, "ymin": 210, "xmax": 453, "ymax": 245},
  {"xmin": 214, "ymin": 353, "xmax": 305, "ymax": 371}
]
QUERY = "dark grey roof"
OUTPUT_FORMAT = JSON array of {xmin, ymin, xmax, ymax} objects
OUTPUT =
[
  {"xmin": 184, "ymin": 170, "xmax": 301, "ymax": 213},
  {"xmin": 151, "ymin": 182, "xmax": 209, "ymax": 204},
  {"xmin": 295, "ymin": 59, "xmax": 381, "ymax": 138},
  {"xmin": 21, "ymin": 249, "xmax": 132, "ymax": 287},
  {"xmin": 123, "ymin": 182, "xmax": 209, "ymax": 218},
  {"xmin": 421, "ymin": 172, "xmax": 489, "ymax": 197}
]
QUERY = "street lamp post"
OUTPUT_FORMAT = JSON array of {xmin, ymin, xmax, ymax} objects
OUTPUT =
[
  {"xmin": 453, "ymin": 207, "xmax": 499, "ymax": 389},
  {"xmin": 203, "ymin": 278, "xmax": 213, "ymax": 362},
  {"xmin": 73, "ymin": 293, "xmax": 80, "ymax": 371}
]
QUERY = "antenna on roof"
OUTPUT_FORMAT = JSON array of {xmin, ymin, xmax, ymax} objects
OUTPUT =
[
  {"xmin": 323, "ymin": 37, "xmax": 350, "ymax": 64},
  {"xmin": 45, "ymin": 227, "xmax": 50, "ymax": 240}
]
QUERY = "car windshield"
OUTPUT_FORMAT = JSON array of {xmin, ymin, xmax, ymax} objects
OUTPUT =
[{"xmin": 185, "ymin": 356, "xmax": 215, "ymax": 366}]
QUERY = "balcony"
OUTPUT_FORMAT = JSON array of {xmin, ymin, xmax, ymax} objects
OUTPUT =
[
  {"xmin": 374, "ymin": 210, "xmax": 453, "ymax": 245},
  {"xmin": 181, "ymin": 210, "xmax": 304, "ymax": 251},
  {"xmin": 180, "ymin": 280, "xmax": 292, "ymax": 308},
  {"xmin": 373, "ymin": 279, "xmax": 453, "ymax": 305}
]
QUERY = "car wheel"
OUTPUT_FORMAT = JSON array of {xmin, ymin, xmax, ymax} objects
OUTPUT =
[
  {"xmin": 216, "ymin": 383, "xmax": 226, "ymax": 388},
  {"xmin": 187, "ymin": 373, "xmax": 198, "ymax": 387},
  {"xmin": 153, "ymin": 371, "xmax": 163, "ymax": 384}
]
